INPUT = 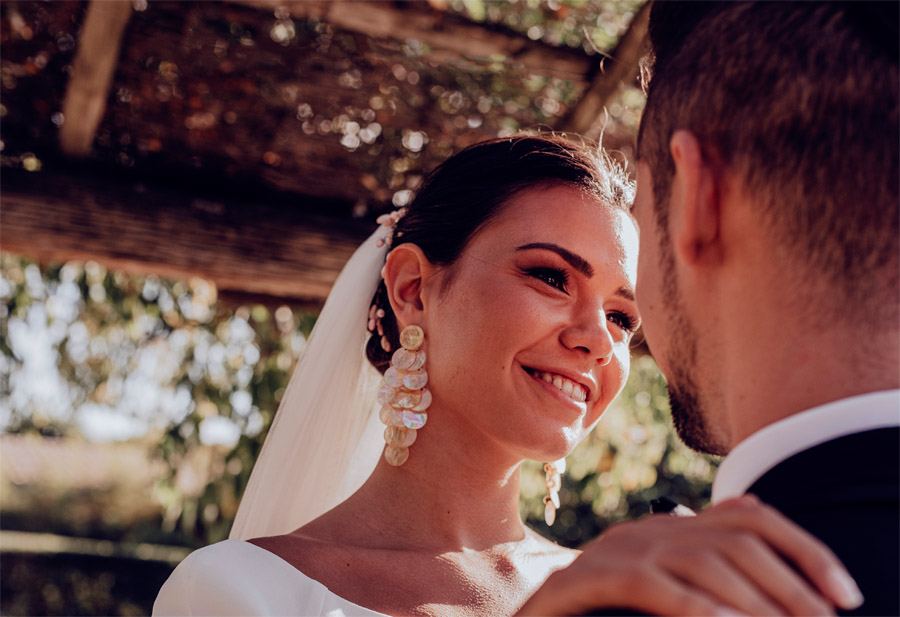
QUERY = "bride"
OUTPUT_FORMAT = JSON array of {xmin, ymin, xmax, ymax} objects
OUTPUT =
[{"xmin": 154, "ymin": 135, "xmax": 858, "ymax": 616}]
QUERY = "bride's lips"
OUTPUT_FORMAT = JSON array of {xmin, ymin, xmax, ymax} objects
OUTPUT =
[{"xmin": 519, "ymin": 364, "xmax": 593, "ymax": 411}]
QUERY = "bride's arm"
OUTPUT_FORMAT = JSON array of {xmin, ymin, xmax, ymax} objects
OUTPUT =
[{"xmin": 516, "ymin": 495, "xmax": 862, "ymax": 616}]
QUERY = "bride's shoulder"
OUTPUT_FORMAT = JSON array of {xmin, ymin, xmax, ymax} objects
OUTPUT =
[
  {"xmin": 152, "ymin": 539, "xmax": 313, "ymax": 616},
  {"xmin": 170, "ymin": 538, "xmax": 285, "ymax": 577},
  {"xmin": 182, "ymin": 537, "xmax": 323, "ymax": 584}
]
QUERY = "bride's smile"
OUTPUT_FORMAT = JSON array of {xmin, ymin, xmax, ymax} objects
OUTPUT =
[{"xmin": 520, "ymin": 365, "xmax": 591, "ymax": 405}]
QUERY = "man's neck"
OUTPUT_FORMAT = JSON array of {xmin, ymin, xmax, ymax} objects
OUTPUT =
[{"xmin": 721, "ymin": 327, "xmax": 900, "ymax": 450}]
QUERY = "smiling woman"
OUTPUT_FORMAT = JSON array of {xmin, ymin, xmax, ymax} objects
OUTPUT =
[
  {"xmin": 156, "ymin": 133, "xmax": 640, "ymax": 616},
  {"xmin": 367, "ymin": 138, "xmax": 638, "ymax": 469}
]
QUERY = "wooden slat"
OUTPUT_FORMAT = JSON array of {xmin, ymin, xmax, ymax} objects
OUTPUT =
[
  {"xmin": 0, "ymin": 169, "xmax": 370, "ymax": 304},
  {"xmin": 561, "ymin": 2, "xmax": 650, "ymax": 138},
  {"xmin": 236, "ymin": 0, "xmax": 593, "ymax": 79},
  {"xmin": 59, "ymin": 0, "xmax": 133, "ymax": 156},
  {"xmin": 0, "ymin": 530, "xmax": 190, "ymax": 565}
]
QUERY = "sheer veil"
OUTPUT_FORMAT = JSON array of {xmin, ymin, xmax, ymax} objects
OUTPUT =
[{"xmin": 229, "ymin": 224, "xmax": 391, "ymax": 541}]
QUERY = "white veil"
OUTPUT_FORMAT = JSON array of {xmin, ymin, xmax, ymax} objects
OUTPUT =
[{"xmin": 229, "ymin": 225, "xmax": 391, "ymax": 540}]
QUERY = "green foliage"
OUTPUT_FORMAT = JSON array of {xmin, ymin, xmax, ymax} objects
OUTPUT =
[
  {"xmin": 2, "ymin": 253, "xmax": 717, "ymax": 550},
  {"xmin": 1, "ymin": 253, "xmax": 309, "ymax": 546}
]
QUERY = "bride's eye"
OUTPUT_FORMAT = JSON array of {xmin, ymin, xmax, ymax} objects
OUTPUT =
[
  {"xmin": 525, "ymin": 267, "xmax": 569, "ymax": 293},
  {"xmin": 608, "ymin": 311, "xmax": 639, "ymax": 334}
]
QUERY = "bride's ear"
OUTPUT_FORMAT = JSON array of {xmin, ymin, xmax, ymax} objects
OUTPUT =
[{"xmin": 382, "ymin": 243, "xmax": 435, "ymax": 328}]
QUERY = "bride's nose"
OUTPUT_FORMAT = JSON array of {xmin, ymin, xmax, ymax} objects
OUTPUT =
[{"xmin": 559, "ymin": 307, "xmax": 615, "ymax": 366}]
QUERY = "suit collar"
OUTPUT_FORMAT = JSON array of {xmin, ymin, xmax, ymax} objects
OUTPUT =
[{"xmin": 712, "ymin": 389, "xmax": 900, "ymax": 504}]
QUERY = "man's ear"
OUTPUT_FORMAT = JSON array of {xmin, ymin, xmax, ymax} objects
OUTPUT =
[
  {"xmin": 382, "ymin": 243, "xmax": 434, "ymax": 329},
  {"xmin": 669, "ymin": 130, "xmax": 724, "ymax": 266}
]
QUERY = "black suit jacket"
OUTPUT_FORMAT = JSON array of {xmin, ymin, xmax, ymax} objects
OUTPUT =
[
  {"xmin": 747, "ymin": 427, "xmax": 899, "ymax": 616},
  {"xmin": 584, "ymin": 427, "xmax": 899, "ymax": 617}
]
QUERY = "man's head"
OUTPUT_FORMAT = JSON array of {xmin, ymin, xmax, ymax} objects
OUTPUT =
[{"xmin": 633, "ymin": 1, "xmax": 899, "ymax": 453}]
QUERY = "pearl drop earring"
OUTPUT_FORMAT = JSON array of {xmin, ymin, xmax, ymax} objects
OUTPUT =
[{"xmin": 543, "ymin": 458, "xmax": 565, "ymax": 526}]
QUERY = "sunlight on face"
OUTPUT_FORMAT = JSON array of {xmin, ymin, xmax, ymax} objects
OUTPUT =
[
  {"xmin": 422, "ymin": 183, "xmax": 640, "ymax": 462},
  {"xmin": 632, "ymin": 163, "xmax": 667, "ymax": 375},
  {"xmin": 632, "ymin": 163, "xmax": 725, "ymax": 453}
]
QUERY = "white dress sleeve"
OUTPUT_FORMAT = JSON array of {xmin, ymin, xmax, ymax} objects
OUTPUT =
[{"xmin": 152, "ymin": 539, "xmax": 387, "ymax": 617}]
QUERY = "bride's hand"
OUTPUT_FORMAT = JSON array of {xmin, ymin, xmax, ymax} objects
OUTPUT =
[{"xmin": 516, "ymin": 495, "xmax": 863, "ymax": 616}]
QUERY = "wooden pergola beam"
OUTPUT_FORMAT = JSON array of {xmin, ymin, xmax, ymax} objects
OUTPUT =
[
  {"xmin": 59, "ymin": 0, "xmax": 133, "ymax": 156},
  {"xmin": 236, "ymin": 0, "xmax": 593, "ymax": 79},
  {"xmin": 561, "ymin": 2, "xmax": 650, "ymax": 139},
  {"xmin": 0, "ymin": 169, "xmax": 369, "ymax": 305}
]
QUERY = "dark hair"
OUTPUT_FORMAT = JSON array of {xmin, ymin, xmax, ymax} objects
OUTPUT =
[
  {"xmin": 365, "ymin": 133, "xmax": 634, "ymax": 373},
  {"xmin": 637, "ymin": 1, "xmax": 899, "ymax": 320}
]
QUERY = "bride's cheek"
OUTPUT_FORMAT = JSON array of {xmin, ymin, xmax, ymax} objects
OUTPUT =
[
  {"xmin": 596, "ymin": 351, "xmax": 629, "ymax": 410},
  {"xmin": 514, "ymin": 289, "xmax": 561, "ymax": 328},
  {"xmin": 608, "ymin": 351, "xmax": 630, "ymax": 399}
]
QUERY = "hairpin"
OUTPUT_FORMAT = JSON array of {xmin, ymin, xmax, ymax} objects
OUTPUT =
[{"xmin": 375, "ymin": 207, "xmax": 408, "ymax": 248}]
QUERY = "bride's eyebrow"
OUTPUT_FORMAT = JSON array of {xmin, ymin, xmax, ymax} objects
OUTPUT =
[
  {"xmin": 515, "ymin": 243, "xmax": 594, "ymax": 278},
  {"xmin": 615, "ymin": 285, "xmax": 635, "ymax": 302}
]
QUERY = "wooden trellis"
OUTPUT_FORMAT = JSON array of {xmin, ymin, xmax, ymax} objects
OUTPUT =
[{"xmin": 0, "ymin": 0, "xmax": 648, "ymax": 305}]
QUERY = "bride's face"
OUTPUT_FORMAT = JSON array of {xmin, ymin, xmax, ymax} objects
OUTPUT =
[{"xmin": 422, "ymin": 183, "xmax": 640, "ymax": 461}]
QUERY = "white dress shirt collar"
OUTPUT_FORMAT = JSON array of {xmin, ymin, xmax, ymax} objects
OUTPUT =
[{"xmin": 711, "ymin": 389, "xmax": 900, "ymax": 504}]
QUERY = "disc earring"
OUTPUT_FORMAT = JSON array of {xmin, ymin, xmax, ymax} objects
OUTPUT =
[{"xmin": 377, "ymin": 325, "xmax": 432, "ymax": 466}]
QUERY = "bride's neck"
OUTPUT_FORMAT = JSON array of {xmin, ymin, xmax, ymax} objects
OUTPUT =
[{"xmin": 318, "ymin": 406, "xmax": 527, "ymax": 552}]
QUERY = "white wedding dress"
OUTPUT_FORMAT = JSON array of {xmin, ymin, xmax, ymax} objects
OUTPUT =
[{"xmin": 152, "ymin": 539, "xmax": 388, "ymax": 616}]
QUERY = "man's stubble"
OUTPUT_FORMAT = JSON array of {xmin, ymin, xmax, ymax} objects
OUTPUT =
[{"xmin": 657, "ymin": 234, "xmax": 729, "ymax": 456}]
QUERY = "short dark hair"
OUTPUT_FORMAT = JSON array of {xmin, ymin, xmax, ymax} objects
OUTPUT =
[
  {"xmin": 638, "ymin": 1, "xmax": 899, "ymax": 319},
  {"xmin": 366, "ymin": 134, "xmax": 633, "ymax": 372}
]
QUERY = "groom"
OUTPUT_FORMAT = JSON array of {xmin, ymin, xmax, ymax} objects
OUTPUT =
[{"xmin": 630, "ymin": 1, "xmax": 898, "ymax": 614}]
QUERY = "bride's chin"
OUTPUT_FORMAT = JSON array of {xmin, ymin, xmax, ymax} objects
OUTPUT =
[{"xmin": 519, "ymin": 427, "xmax": 581, "ymax": 462}]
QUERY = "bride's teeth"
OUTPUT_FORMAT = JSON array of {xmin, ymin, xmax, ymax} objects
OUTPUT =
[{"xmin": 534, "ymin": 370, "xmax": 587, "ymax": 403}]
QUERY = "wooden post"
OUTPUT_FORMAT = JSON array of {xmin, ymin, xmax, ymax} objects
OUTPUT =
[
  {"xmin": 561, "ymin": 2, "xmax": 650, "ymax": 139},
  {"xmin": 59, "ymin": 0, "xmax": 133, "ymax": 156}
]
